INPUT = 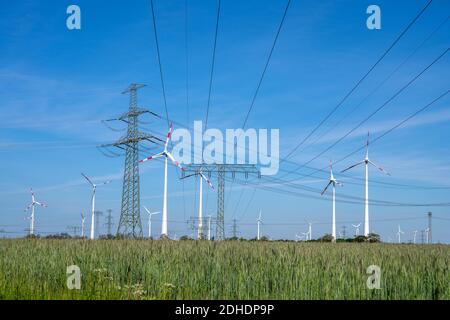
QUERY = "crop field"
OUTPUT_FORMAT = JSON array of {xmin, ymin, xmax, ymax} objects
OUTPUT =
[{"xmin": 0, "ymin": 239, "xmax": 448, "ymax": 300}]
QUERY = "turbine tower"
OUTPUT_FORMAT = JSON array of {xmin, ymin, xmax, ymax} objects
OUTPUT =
[
  {"xmin": 342, "ymin": 133, "xmax": 390, "ymax": 237},
  {"xmin": 24, "ymin": 188, "xmax": 47, "ymax": 236},
  {"xmin": 257, "ymin": 210, "xmax": 263, "ymax": 240},
  {"xmin": 181, "ymin": 170, "xmax": 215, "ymax": 239},
  {"xmin": 81, "ymin": 173, "xmax": 110, "ymax": 240},
  {"xmin": 81, "ymin": 212, "xmax": 86, "ymax": 238},
  {"xmin": 207, "ymin": 215, "xmax": 213, "ymax": 241},
  {"xmin": 140, "ymin": 122, "xmax": 185, "ymax": 237},
  {"xmin": 397, "ymin": 225, "xmax": 404, "ymax": 244},
  {"xmin": 321, "ymin": 161, "xmax": 342, "ymax": 242},
  {"xmin": 307, "ymin": 222, "xmax": 313, "ymax": 241}
]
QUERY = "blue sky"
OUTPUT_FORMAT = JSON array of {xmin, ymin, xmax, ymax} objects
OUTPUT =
[{"xmin": 0, "ymin": 0, "xmax": 449, "ymax": 242}]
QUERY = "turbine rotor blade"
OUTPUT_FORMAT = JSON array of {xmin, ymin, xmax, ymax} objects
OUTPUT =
[
  {"xmin": 139, "ymin": 152, "xmax": 164, "ymax": 163},
  {"xmin": 143, "ymin": 206, "xmax": 151, "ymax": 214},
  {"xmin": 341, "ymin": 161, "xmax": 365, "ymax": 173},
  {"xmin": 166, "ymin": 152, "xmax": 185, "ymax": 171},
  {"xmin": 369, "ymin": 160, "xmax": 391, "ymax": 176},
  {"xmin": 321, "ymin": 181, "xmax": 333, "ymax": 195},
  {"xmin": 200, "ymin": 173, "xmax": 215, "ymax": 190},
  {"xmin": 81, "ymin": 173, "xmax": 94, "ymax": 186},
  {"xmin": 34, "ymin": 201, "xmax": 47, "ymax": 207},
  {"xmin": 164, "ymin": 122, "xmax": 173, "ymax": 151},
  {"xmin": 30, "ymin": 188, "xmax": 35, "ymax": 202},
  {"xmin": 180, "ymin": 173, "xmax": 197, "ymax": 180}
]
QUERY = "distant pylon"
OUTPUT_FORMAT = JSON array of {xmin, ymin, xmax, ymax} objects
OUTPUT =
[{"xmin": 427, "ymin": 212, "xmax": 432, "ymax": 244}]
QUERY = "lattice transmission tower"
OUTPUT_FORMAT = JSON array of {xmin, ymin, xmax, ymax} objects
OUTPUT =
[
  {"xmin": 183, "ymin": 164, "xmax": 260, "ymax": 241},
  {"xmin": 99, "ymin": 84, "xmax": 162, "ymax": 238}
]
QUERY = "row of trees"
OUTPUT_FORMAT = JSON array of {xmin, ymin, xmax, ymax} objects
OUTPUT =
[{"xmin": 25, "ymin": 233, "xmax": 381, "ymax": 242}]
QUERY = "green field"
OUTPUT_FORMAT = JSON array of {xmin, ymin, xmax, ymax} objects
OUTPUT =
[{"xmin": 0, "ymin": 239, "xmax": 448, "ymax": 300}]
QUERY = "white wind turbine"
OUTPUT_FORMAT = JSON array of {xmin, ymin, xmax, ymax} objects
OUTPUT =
[
  {"xmin": 181, "ymin": 170, "xmax": 214, "ymax": 239},
  {"xmin": 81, "ymin": 173, "xmax": 111, "ymax": 240},
  {"xmin": 139, "ymin": 122, "xmax": 185, "ymax": 237},
  {"xmin": 321, "ymin": 161, "xmax": 343, "ymax": 242},
  {"xmin": 425, "ymin": 228, "xmax": 430, "ymax": 244},
  {"xmin": 302, "ymin": 232, "xmax": 309, "ymax": 241},
  {"xmin": 352, "ymin": 223, "xmax": 362, "ymax": 237},
  {"xmin": 397, "ymin": 225, "xmax": 404, "ymax": 244},
  {"xmin": 24, "ymin": 188, "xmax": 47, "ymax": 236},
  {"xmin": 341, "ymin": 132, "xmax": 390, "ymax": 237},
  {"xmin": 81, "ymin": 212, "xmax": 86, "ymax": 238},
  {"xmin": 143, "ymin": 206, "xmax": 160, "ymax": 239},
  {"xmin": 295, "ymin": 234, "xmax": 301, "ymax": 242},
  {"xmin": 257, "ymin": 210, "xmax": 263, "ymax": 240},
  {"xmin": 413, "ymin": 230, "xmax": 418, "ymax": 244}
]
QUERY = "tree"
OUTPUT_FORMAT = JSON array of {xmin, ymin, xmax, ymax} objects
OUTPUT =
[
  {"xmin": 367, "ymin": 233, "xmax": 380, "ymax": 243},
  {"xmin": 318, "ymin": 234, "xmax": 333, "ymax": 242}
]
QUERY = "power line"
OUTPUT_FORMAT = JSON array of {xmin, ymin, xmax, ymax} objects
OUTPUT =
[
  {"xmin": 300, "ymin": 14, "xmax": 449, "ymax": 156},
  {"xmin": 294, "ymin": 89, "xmax": 449, "ymax": 181},
  {"xmin": 150, "ymin": 0, "xmax": 170, "ymax": 128},
  {"xmin": 241, "ymin": 0, "xmax": 292, "ymax": 129},
  {"xmin": 288, "ymin": 47, "xmax": 448, "ymax": 175},
  {"xmin": 150, "ymin": 111, "xmax": 450, "ymax": 191},
  {"xmin": 282, "ymin": 0, "xmax": 434, "ymax": 161},
  {"xmin": 204, "ymin": 0, "xmax": 221, "ymax": 131}
]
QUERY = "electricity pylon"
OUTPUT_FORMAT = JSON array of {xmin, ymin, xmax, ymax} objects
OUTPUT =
[
  {"xmin": 184, "ymin": 164, "xmax": 260, "ymax": 240},
  {"xmin": 104, "ymin": 209, "xmax": 115, "ymax": 236},
  {"xmin": 98, "ymin": 84, "xmax": 162, "ymax": 238}
]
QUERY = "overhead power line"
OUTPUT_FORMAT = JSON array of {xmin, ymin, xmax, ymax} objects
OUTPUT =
[
  {"xmin": 150, "ymin": 0, "xmax": 170, "ymax": 129},
  {"xmin": 241, "ymin": 0, "xmax": 292, "ymax": 129},
  {"xmin": 292, "ymin": 88, "xmax": 450, "ymax": 181},
  {"xmin": 204, "ymin": 0, "xmax": 222, "ymax": 131},
  {"xmin": 288, "ymin": 47, "xmax": 449, "ymax": 175},
  {"xmin": 300, "ymin": 14, "xmax": 449, "ymax": 156},
  {"xmin": 282, "ymin": 0, "xmax": 434, "ymax": 161}
]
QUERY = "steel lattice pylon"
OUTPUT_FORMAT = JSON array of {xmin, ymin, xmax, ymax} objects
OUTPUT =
[
  {"xmin": 99, "ymin": 84, "xmax": 161, "ymax": 238},
  {"xmin": 184, "ymin": 164, "xmax": 260, "ymax": 241}
]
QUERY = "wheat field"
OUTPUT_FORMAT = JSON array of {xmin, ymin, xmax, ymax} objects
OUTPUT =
[{"xmin": 0, "ymin": 239, "xmax": 448, "ymax": 300}]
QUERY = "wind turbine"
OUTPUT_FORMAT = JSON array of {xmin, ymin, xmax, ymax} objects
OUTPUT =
[
  {"xmin": 302, "ymin": 232, "xmax": 309, "ymax": 241},
  {"xmin": 425, "ymin": 228, "xmax": 430, "ymax": 244},
  {"xmin": 81, "ymin": 173, "xmax": 111, "ymax": 240},
  {"xmin": 397, "ymin": 225, "xmax": 404, "ymax": 244},
  {"xmin": 143, "ymin": 206, "xmax": 160, "ymax": 239},
  {"xmin": 24, "ymin": 188, "xmax": 47, "ymax": 236},
  {"xmin": 341, "ymin": 132, "xmax": 390, "ymax": 237},
  {"xmin": 139, "ymin": 122, "xmax": 185, "ymax": 237},
  {"xmin": 81, "ymin": 212, "xmax": 86, "ymax": 238},
  {"xmin": 181, "ymin": 170, "xmax": 214, "ymax": 239},
  {"xmin": 321, "ymin": 161, "xmax": 343, "ymax": 242},
  {"xmin": 257, "ymin": 210, "xmax": 263, "ymax": 240},
  {"xmin": 413, "ymin": 230, "xmax": 418, "ymax": 244},
  {"xmin": 295, "ymin": 234, "xmax": 301, "ymax": 242},
  {"xmin": 352, "ymin": 223, "xmax": 361, "ymax": 237}
]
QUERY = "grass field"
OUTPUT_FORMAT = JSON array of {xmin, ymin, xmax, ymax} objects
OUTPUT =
[{"xmin": 0, "ymin": 239, "xmax": 448, "ymax": 300}]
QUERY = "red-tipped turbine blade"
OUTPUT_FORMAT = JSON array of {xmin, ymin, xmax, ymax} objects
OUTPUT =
[
  {"xmin": 165, "ymin": 122, "xmax": 173, "ymax": 150},
  {"xmin": 200, "ymin": 173, "xmax": 215, "ymax": 190}
]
